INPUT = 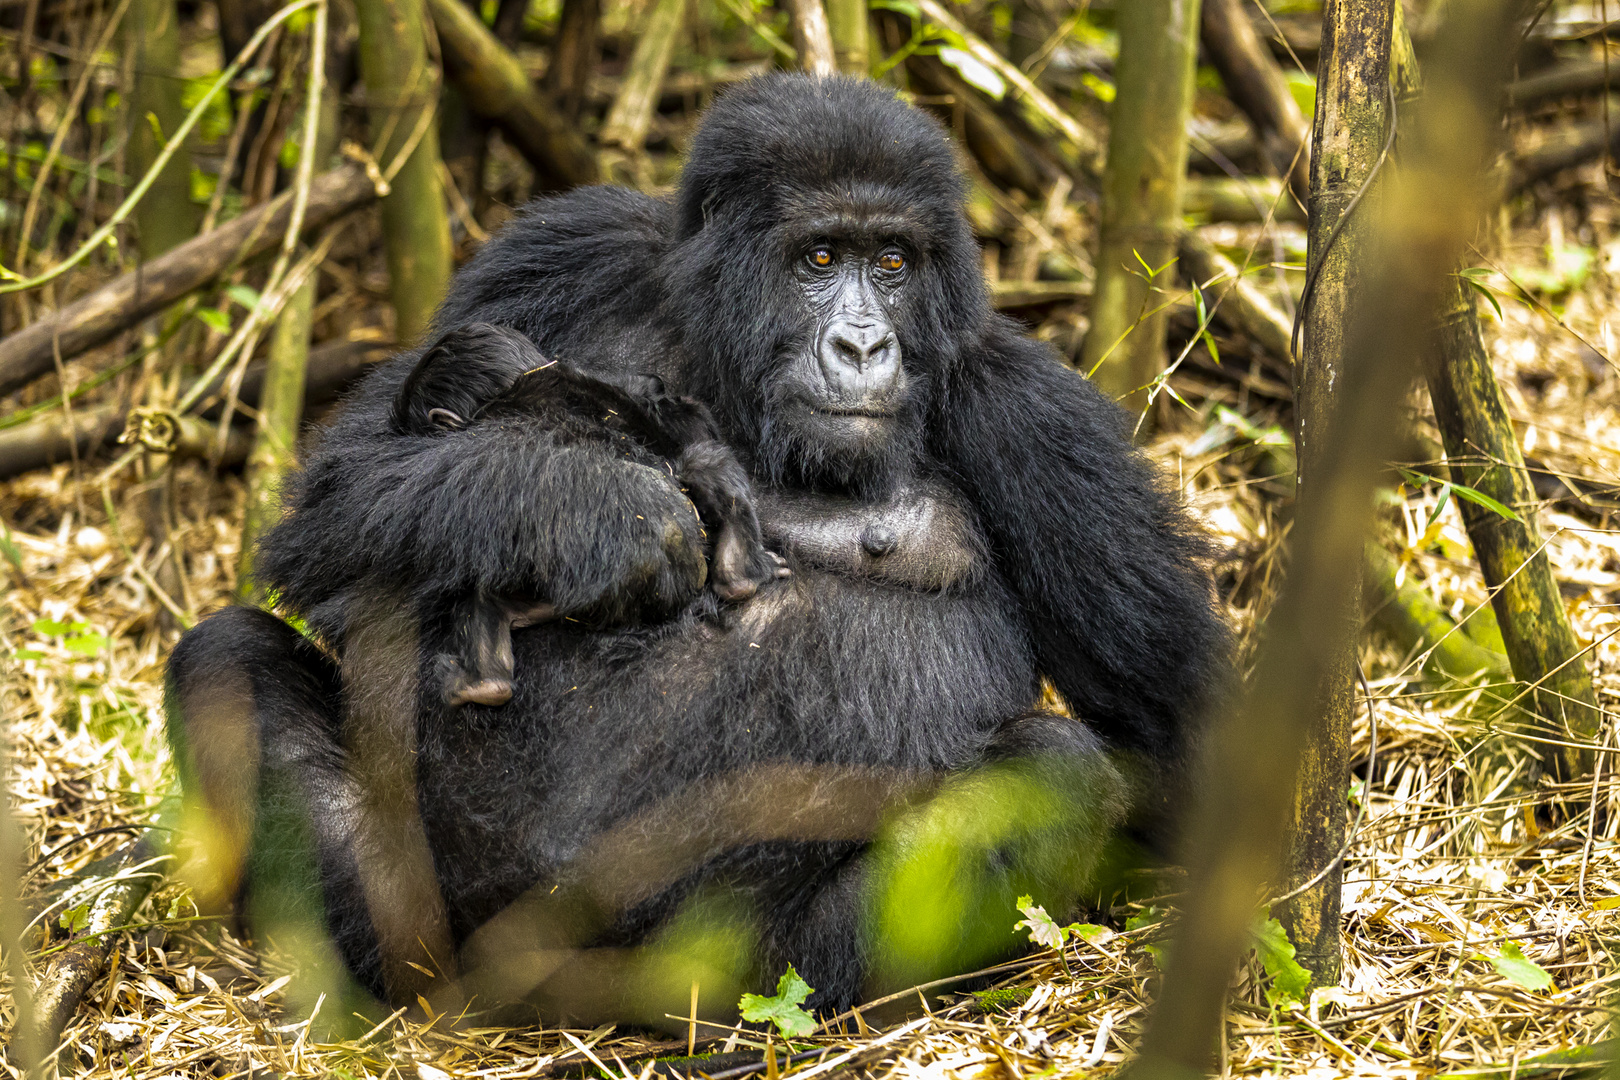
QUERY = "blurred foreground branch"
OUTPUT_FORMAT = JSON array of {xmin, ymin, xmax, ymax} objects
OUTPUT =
[{"xmin": 1131, "ymin": 0, "xmax": 1520, "ymax": 1070}]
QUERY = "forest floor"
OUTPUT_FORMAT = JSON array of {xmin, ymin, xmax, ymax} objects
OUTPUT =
[{"xmin": 4, "ymin": 204, "xmax": 1620, "ymax": 1079}]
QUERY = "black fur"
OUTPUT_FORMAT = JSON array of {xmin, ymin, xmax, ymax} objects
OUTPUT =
[{"xmin": 167, "ymin": 75, "xmax": 1229, "ymax": 1024}]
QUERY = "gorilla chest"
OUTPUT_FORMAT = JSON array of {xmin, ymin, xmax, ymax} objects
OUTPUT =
[{"xmin": 752, "ymin": 480, "xmax": 983, "ymax": 591}]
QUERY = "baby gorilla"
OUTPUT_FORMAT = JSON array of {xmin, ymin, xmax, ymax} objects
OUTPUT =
[{"xmin": 394, "ymin": 323, "xmax": 787, "ymax": 706}]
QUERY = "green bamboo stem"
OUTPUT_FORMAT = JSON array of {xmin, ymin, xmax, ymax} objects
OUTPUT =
[
  {"xmin": 599, "ymin": 0, "xmax": 686, "ymax": 154},
  {"xmin": 127, "ymin": 0, "xmax": 199, "ymax": 260},
  {"xmin": 1364, "ymin": 543, "xmax": 1513, "ymax": 680},
  {"xmin": 356, "ymin": 0, "xmax": 453, "ymax": 345},
  {"xmin": 1424, "ymin": 280, "xmax": 1601, "ymax": 782},
  {"xmin": 1284, "ymin": 0, "xmax": 1395, "ymax": 990},
  {"xmin": 1077, "ymin": 0, "xmax": 1200, "ymax": 417},
  {"xmin": 826, "ymin": 0, "xmax": 868, "ymax": 74}
]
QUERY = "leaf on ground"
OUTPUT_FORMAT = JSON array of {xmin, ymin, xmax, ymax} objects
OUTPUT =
[
  {"xmin": 1013, "ymin": 894, "xmax": 1066, "ymax": 951},
  {"xmin": 739, "ymin": 964, "xmax": 817, "ymax": 1037},
  {"xmin": 1487, "ymin": 941, "xmax": 1553, "ymax": 991},
  {"xmin": 1251, "ymin": 911, "xmax": 1312, "ymax": 1006}
]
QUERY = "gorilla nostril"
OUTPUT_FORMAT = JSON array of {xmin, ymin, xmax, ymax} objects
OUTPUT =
[{"xmin": 833, "ymin": 337, "xmax": 865, "ymax": 365}]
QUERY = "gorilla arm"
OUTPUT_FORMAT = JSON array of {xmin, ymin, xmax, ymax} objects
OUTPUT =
[
  {"xmin": 935, "ymin": 322, "xmax": 1230, "ymax": 779},
  {"xmin": 258, "ymin": 404, "xmax": 710, "ymax": 635}
]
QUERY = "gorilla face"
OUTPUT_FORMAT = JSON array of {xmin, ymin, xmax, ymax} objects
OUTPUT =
[
  {"xmin": 667, "ymin": 77, "xmax": 989, "ymax": 500},
  {"xmin": 760, "ymin": 215, "xmax": 924, "ymax": 495}
]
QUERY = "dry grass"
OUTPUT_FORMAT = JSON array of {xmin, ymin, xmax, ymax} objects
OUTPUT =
[{"xmin": 4, "ymin": 191, "xmax": 1620, "ymax": 1080}]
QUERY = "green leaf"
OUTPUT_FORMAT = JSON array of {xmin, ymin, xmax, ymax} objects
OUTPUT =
[
  {"xmin": 1463, "ymin": 274, "xmax": 1504, "ymax": 322},
  {"xmin": 1013, "ymin": 895, "xmax": 1067, "ymax": 951},
  {"xmin": 1425, "ymin": 483, "xmax": 1453, "ymax": 529},
  {"xmin": 60, "ymin": 903, "xmax": 90, "ymax": 934},
  {"xmin": 1250, "ymin": 911, "xmax": 1312, "ymax": 1006},
  {"xmin": 1126, "ymin": 907, "xmax": 1169, "ymax": 970},
  {"xmin": 64, "ymin": 633, "xmax": 107, "ymax": 656},
  {"xmin": 1072, "ymin": 923, "xmax": 1114, "ymax": 945},
  {"xmin": 1488, "ymin": 941, "xmax": 1553, "ymax": 991},
  {"xmin": 738, "ymin": 964, "xmax": 817, "ymax": 1037},
  {"xmin": 226, "ymin": 284, "xmax": 261, "ymax": 310},
  {"xmin": 13, "ymin": 649, "xmax": 45, "ymax": 661},
  {"xmin": 31, "ymin": 618, "xmax": 73, "ymax": 636},
  {"xmin": 194, "ymin": 306, "xmax": 232, "ymax": 333},
  {"xmin": 1448, "ymin": 483, "xmax": 1523, "ymax": 522},
  {"xmin": 868, "ymin": 0, "xmax": 921, "ymax": 17},
  {"xmin": 1397, "ymin": 468, "xmax": 1522, "ymax": 522}
]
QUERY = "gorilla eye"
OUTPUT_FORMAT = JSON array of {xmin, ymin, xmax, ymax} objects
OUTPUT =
[
  {"xmin": 878, "ymin": 252, "xmax": 905, "ymax": 273},
  {"xmin": 809, "ymin": 248, "xmax": 834, "ymax": 268}
]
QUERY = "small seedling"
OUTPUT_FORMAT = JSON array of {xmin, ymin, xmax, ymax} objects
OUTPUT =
[
  {"xmin": 738, "ymin": 964, "xmax": 817, "ymax": 1038},
  {"xmin": 1014, "ymin": 895, "xmax": 1112, "ymax": 980}
]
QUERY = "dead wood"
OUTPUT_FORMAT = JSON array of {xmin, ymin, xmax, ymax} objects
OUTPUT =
[
  {"xmin": 0, "ymin": 337, "xmax": 389, "ymax": 479},
  {"xmin": 426, "ymin": 0, "xmax": 598, "ymax": 189},
  {"xmin": 0, "ymin": 165, "xmax": 377, "ymax": 400},
  {"xmin": 1200, "ymin": 0, "xmax": 1312, "ymax": 200}
]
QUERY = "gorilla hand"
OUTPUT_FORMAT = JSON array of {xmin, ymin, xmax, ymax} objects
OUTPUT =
[
  {"xmin": 546, "ymin": 452, "xmax": 712, "ymax": 625},
  {"xmin": 674, "ymin": 439, "xmax": 790, "ymax": 604}
]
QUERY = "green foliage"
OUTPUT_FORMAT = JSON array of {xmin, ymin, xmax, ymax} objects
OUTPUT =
[
  {"xmin": 1486, "ymin": 941, "xmax": 1552, "ymax": 991},
  {"xmin": 181, "ymin": 74, "xmax": 237, "ymax": 143},
  {"xmin": 1126, "ymin": 906, "xmax": 1168, "ymax": 970},
  {"xmin": 1513, "ymin": 243, "xmax": 1594, "ymax": 297},
  {"xmin": 1284, "ymin": 70, "xmax": 1316, "ymax": 116},
  {"xmin": 1397, "ymin": 468, "xmax": 1522, "ymax": 523},
  {"xmin": 59, "ymin": 902, "xmax": 90, "ymax": 935},
  {"xmin": 31, "ymin": 618, "xmax": 106, "ymax": 657},
  {"xmin": 1250, "ymin": 910, "xmax": 1312, "ymax": 1006},
  {"xmin": 969, "ymin": 986, "xmax": 1032, "ymax": 1015},
  {"xmin": 738, "ymin": 964, "xmax": 817, "ymax": 1037},
  {"xmin": 194, "ymin": 306, "xmax": 233, "ymax": 334}
]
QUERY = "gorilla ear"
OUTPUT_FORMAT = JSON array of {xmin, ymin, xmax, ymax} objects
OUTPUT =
[
  {"xmin": 700, "ymin": 191, "xmax": 721, "ymax": 230},
  {"xmin": 428, "ymin": 408, "xmax": 466, "ymax": 430}
]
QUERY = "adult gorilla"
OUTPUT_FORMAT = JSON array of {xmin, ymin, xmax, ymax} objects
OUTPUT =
[{"xmin": 167, "ymin": 75, "xmax": 1228, "ymax": 1024}]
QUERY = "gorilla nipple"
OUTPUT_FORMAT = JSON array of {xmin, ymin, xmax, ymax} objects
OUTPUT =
[{"xmin": 860, "ymin": 524, "xmax": 898, "ymax": 557}]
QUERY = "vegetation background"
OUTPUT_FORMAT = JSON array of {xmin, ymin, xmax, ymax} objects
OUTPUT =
[{"xmin": 0, "ymin": 0, "xmax": 1618, "ymax": 1075}]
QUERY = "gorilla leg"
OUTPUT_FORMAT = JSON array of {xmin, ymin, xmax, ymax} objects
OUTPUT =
[{"xmin": 166, "ymin": 608, "xmax": 386, "ymax": 1006}]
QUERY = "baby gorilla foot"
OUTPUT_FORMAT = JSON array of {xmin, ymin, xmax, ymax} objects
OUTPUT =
[
  {"xmin": 435, "ymin": 653, "xmax": 515, "ymax": 708},
  {"xmin": 712, "ymin": 528, "xmax": 791, "ymax": 603}
]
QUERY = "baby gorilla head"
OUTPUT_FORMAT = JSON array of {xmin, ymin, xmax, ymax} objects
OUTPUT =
[
  {"xmin": 392, "ymin": 323, "xmax": 546, "ymax": 434},
  {"xmin": 667, "ymin": 77, "xmax": 989, "ymax": 499}
]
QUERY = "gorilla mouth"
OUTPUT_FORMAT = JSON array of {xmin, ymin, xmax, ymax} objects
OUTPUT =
[{"xmin": 811, "ymin": 406, "xmax": 897, "ymax": 419}]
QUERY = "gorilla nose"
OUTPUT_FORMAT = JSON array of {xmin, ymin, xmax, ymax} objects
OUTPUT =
[{"xmin": 827, "ymin": 323, "xmax": 898, "ymax": 373}]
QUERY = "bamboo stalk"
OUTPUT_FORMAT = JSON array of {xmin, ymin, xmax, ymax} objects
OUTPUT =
[
  {"xmin": 126, "ymin": 0, "xmax": 199, "ymax": 259},
  {"xmin": 1283, "ymin": 0, "xmax": 1394, "ymax": 992},
  {"xmin": 825, "ymin": 0, "xmax": 868, "ymax": 75},
  {"xmin": 1392, "ymin": 10, "xmax": 1603, "ymax": 784},
  {"xmin": 1077, "ymin": 0, "xmax": 1200, "ymax": 416},
  {"xmin": 786, "ymin": 0, "xmax": 837, "ymax": 76},
  {"xmin": 355, "ymin": 0, "xmax": 454, "ymax": 345},
  {"xmin": 1424, "ymin": 279, "xmax": 1602, "ymax": 782},
  {"xmin": 1364, "ymin": 543, "xmax": 1513, "ymax": 679},
  {"xmin": 599, "ymin": 0, "xmax": 687, "ymax": 154},
  {"xmin": 427, "ymin": 0, "xmax": 598, "ymax": 188},
  {"xmin": 548, "ymin": 0, "xmax": 600, "ymax": 118},
  {"xmin": 1133, "ymin": 2, "xmax": 1518, "ymax": 1070},
  {"xmin": 1199, "ymin": 0, "xmax": 1311, "ymax": 200}
]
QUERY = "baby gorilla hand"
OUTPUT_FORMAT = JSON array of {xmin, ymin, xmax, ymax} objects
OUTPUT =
[{"xmin": 675, "ymin": 439, "xmax": 790, "ymax": 603}]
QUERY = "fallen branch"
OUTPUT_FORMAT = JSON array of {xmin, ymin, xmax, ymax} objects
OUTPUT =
[
  {"xmin": 0, "ymin": 164, "xmax": 376, "ymax": 399},
  {"xmin": 426, "ymin": 0, "xmax": 597, "ymax": 189},
  {"xmin": 1364, "ymin": 543, "xmax": 1513, "ymax": 680},
  {"xmin": 1510, "ymin": 117, "xmax": 1620, "ymax": 190},
  {"xmin": 1507, "ymin": 59, "xmax": 1618, "ymax": 109},
  {"xmin": 784, "ymin": 0, "xmax": 836, "ymax": 76},
  {"xmin": 0, "ymin": 337, "xmax": 389, "ymax": 479},
  {"xmin": 27, "ymin": 832, "xmax": 166, "ymax": 1052},
  {"xmin": 1200, "ymin": 0, "xmax": 1311, "ymax": 200}
]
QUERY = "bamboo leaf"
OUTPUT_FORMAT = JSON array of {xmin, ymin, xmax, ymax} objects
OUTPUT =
[{"xmin": 1486, "ymin": 941, "xmax": 1553, "ymax": 991}]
